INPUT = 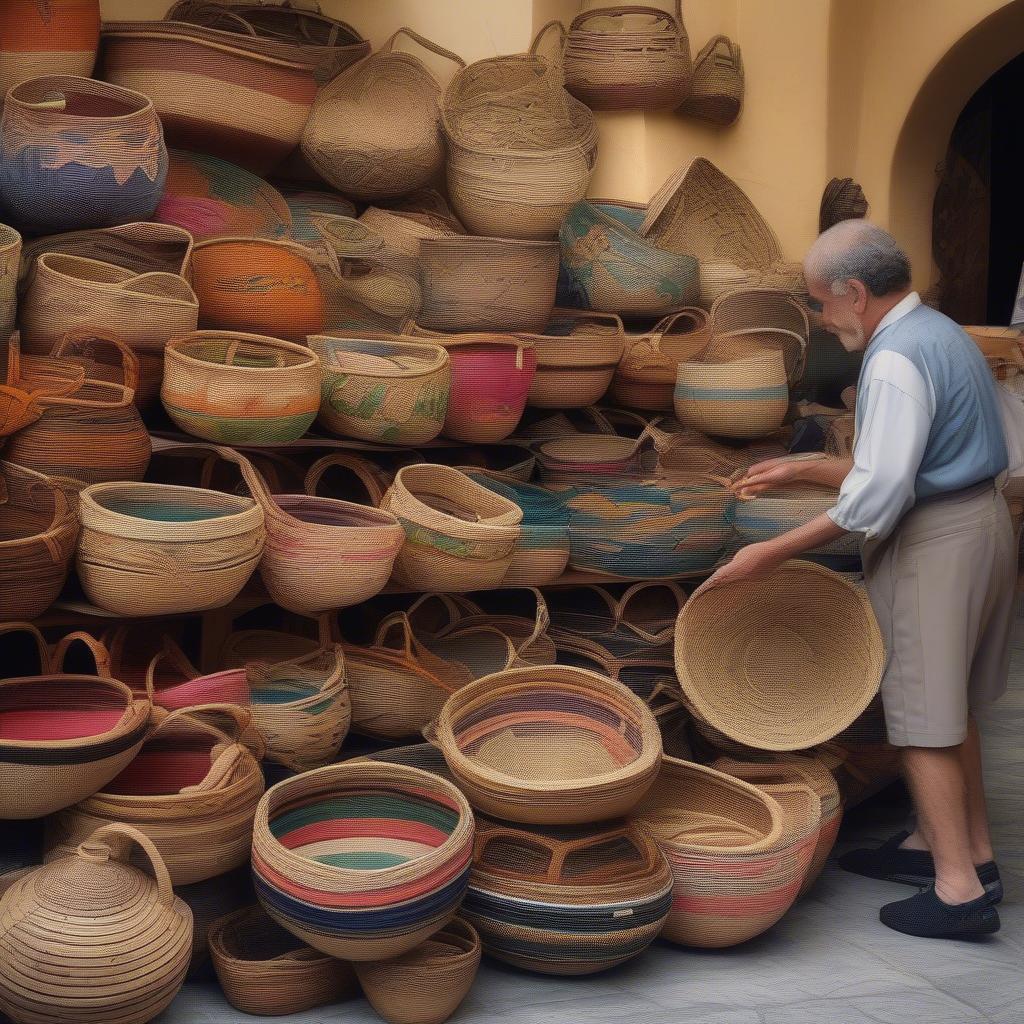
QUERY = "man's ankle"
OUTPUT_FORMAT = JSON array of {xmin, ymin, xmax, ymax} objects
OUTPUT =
[{"xmin": 898, "ymin": 831, "xmax": 930, "ymax": 852}]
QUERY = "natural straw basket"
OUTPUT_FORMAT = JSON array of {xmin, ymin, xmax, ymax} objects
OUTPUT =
[
  {"xmin": 302, "ymin": 28, "xmax": 465, "ymax": 200},
  {"xmin": 382, "ymin": 464, "xmax": 522, "ymax": 592},
  {"xmin": 0, "ymin": 824, "xmax": 192, "ymax": 1024},
  {"xmin": 304, "ymin": 451, "xmax": 408, "ymax": 507},
  {"xmin": 679, "ymin": 34, "xmax": 744, "ymax": 125},
  {"xmin": 0, "ymin": 460, "xmax": 78, "ymax": 621},
  {"xmin": 252, "ymin": 762, "xmax": 475, "ymax": 961},
  {"xmin": 162, "ymin": 332, "xmax": 321, "ymax": 444},
  {"xmin": 819, "ymin": 176, "xmax": 869, "ymax": 233},
  {"xmin": 675, "ymin": 561, "xmax": 885, "ymax": 750},
  {"xmin": 432, "ymin": 664, "xmax": 662, "ymax": 825},
  {"xmin": 462, "ymin": 818, "xmax": 672, "ymax": 976},
  {"xmin": 50, "ymin": 629, "xmax": 113, "ymax": 677},
  {"xmin": 43, "ymin": 328, "xmax": 157, "ymax": 410},
  {"xmin": 310, "ymin": 334, "xmax": 450, "ymax": 445},
  {"xmin": 0, "ymin": 674, "xmax": 150, "ymax": 818},
  {"xmin": 209, "ymin": 905, "xmax": 358, "ymax": 1017},
  {"xmin": 564, "ymin": 2, "xmax": 692, "ymax": 110},
  {"xmin": 359, "ymin": 206, "xmax": 465, "ymax": 261},
  {"xmin": 76, "ymin": 478, "xmax": 265, "ymax": 616},
  {"xmin": 47, "ymin": 703, "xmax": 266, "ymax": 886},
  {"xmin": 354, "ymin": 917, "xmax": 481, "ymax": 1024},
  {"xmin": 419, "ymin": 236, "xmax": 560, "ymax": 333},
  {"xmin": 732, "ymin": 484, "xmax": 860, "ymax": 559}
]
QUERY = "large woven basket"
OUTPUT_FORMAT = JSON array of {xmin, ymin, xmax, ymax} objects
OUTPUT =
[
  {"xmin": 0, "ymin": 824, "xmax": 192, "ymax": 1024},
  {"xmin": 100, "ymin": 19, "xmax": 318, "ymax": 173},
  {"xmin": 679, "ymin": 34, "xmax": 744, "ymax": 125},
  {"xmin": 46, "ymin": 704, "xmax": 265, "ymax": 886},
  {"xmin": 675, "ymin": 561, "xmax": 885, "ymax": 750},
  {"xmin": 418, "ymin": 236, "xmax": 560, "ymax": 333},
  {"xmin": 463, "ymin": 818, "xmax": 671, "ymax": 975},
  {"xmin": 209, "ymin": 905, "xmax": 358, "ymax": 1017},
  {"xmin": 76, "ymin": 478, "xmax": 265, "ymax": 616},
  {"xmin": 283, "ymin": 187, "xmax": 355, "ymax": 243},
  {"xmin": 354, "ymin": 918, "xmax": 481, "ymax": 1024},
  {"xmin": 558, "ymin": 199, "xmax": 698, "ymax": 318},
  {"xmin": 382, "ymin": 464, "xmax": 522, "ymax": 592},
  {"xmin": 310, "ymin": 334, "xmax": 450, "ymax": 445},
  {"xmin": 0, "ymin": 460, "xmax": 78, "ymax": 621},
  {"xmin": 564, "ymin": 2, "xmax": 691, "ymax": 110},
  {"xmin": 0, "ymin": 74, "xmax": 166, "ymax": 233},
  {"xmin": 359, "ymin": 206, "xmax": 465, "ymax": 262},
  {"xmin": 432, "ymin": 664, "xmax": 662, "ymax": 824},
  {"xmin": 163, "ymin": 332, "xmax": 321, "ymax": 445},
  {"xmin": 0, "ymin": 674, "xmax": 150, "ymax": 819},
  {"xmin": 634, "ymin": 758, "xmax": 820, "ymax": 947},
  {"xmin": 252, "ymin": 762, "xmax": 475, "ymax": 961},
  {"xmin": 302, "ymin": 28, "xmax": 464, "ymax": 200}
]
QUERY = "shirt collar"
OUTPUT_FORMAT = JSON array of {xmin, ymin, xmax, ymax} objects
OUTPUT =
[{"xmin": 869, "ymin": 291, "xmax": 921, "ymax": 343}]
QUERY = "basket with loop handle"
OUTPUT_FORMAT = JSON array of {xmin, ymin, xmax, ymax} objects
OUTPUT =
[
  {"xmin": 252, "ymin": 762, "xmax": 475, "ymax": 961},
  {"xmin": 101, "ymin": 625, "xmax": 199, "ymax": 697},
  {"xmin": 0, "ymin": 621, "xmax": 52, "ymax": 678},
  {"xmin": 302, "ymin": 27, "xmax": 465, "ymax": 200},
  {"xmin": 354, "ymin": 917, "xmax": 481, "ymax": 1024},
  {"xmin": 50, "ymin": 630, "xmax": 113, "ymax": 678},
  {"xmin": 304, "ymin": 451, "xmax": 411, "ymax": 507},
  {"xmin": 46, "ymin": 703, "xmax": 266, "ymax": 886},
  {"xmin": 0, "ymin": 674, "xmax": 151, "ymax": 819},
  {"xmin": 0, "ymin": 823, "xmax": 192, "ymax": 1024},
  {"xmin": 462, "ymin": 817, "xmax": 672, "ymax": 975},
  {"xmin": 564, "ymin": 1, "xmax": 691, "ymax": 111},
  {"xmin": 431, "ymin": 663, "xmax": 662, "ymax": 825},
  {"xmin": 50, "ymin": 327, "xmax": 163, "ymax": 410},
  {"xmin": 680, "ymin": 34, "xmax": 744, "ymax": 125},
  {"xmin": 381, "ymin": 464, "xmax": 523, "ymax": 592},
  {"xmin": 675, "ymin": 560, "xmax": 885, "ymax": 751}
]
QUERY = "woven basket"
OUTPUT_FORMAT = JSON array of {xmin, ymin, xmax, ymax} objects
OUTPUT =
[
  {"xmin": 302, "ymin": 28, "xmax": 464, "ymax": 200},
  {"xmin": 675, "ymin": 560, "xmax": 885, "ymax": 750},
  {"xmin": 100, "ymin": 19, "xmax": 318, "ymax": 173},
  {"xmin": 355, "ymin": 917, "xmax": 481, "ymax": 1024},
  {"xmin": 47, "ymin": 703, "xmax": 265, "ymax": 886},
  {"xmin": 418, "ymin": 236, "xmax": 560, "ymax": 334},
  {"xmin": 180, "ymin": 866, "xmax": 254, "ymax": 982},
  {"xmin": 674, "ymin": 350, "xmax": 789, "ymax": 438},
  {"xmin": 209, "ymin": 905, "xmax": 358, "ymax": 1016},
  {"xmin": 0, "ymin": 1, "xmax": 100, "ymax": 99},
  {"xmin": 463, "ymin": 818, "xmax": 671, "ymax": 976},
  {"xmin": 536, "ymin": 431, "xmax": 653, "ymax": 482},
  {"xmin": 304, "ymin": 451, "xmax": 407, "ymax": 507},
  {"xmin": 283, "ymin": 187, "xmax": 355, "ymax": 242},
  {"xmin": 0, "ymin": 674, "xmax": 150, "ymax": 818},
  {"xmin": 310, "ymin": 334, "xmax": 450, "ymax": 445},
  {"xmin": 76, "ymin": 478, "xmax": 265, "ymax": 616},
  {"xmin": 0, "ymin": 223, "xmax": 20, "ymax": 344},
  {"xmin": 0, "ymin": 824, "xmax": 192, "ymax": 1024},
  {"xmin": 634, "ymin": 758, "xmax": 819, "ymax": 947},
  {"xmin": 432, "ymin": 664, "xmax": 662, "ymax": 824},
  {"xmin": 154, "ymin": 148, "xmax": 292, "ymax": 242},
  {"xmin": 382, "ymin": 464, "xmax": 522, "ymax": 592},
  {"xmin": 679, "ymin": 34, "xmax": 744, "ymax": 125},
  {"xmin": 162, "ymin": 332, "xmax": 320, "ymax": 444},
  {"xmin": 0, "ymin": 74, "xmax": 166, "ymax": 233},
  {"xmin": 819, "ymin": 176, "xmax": 869, "ymax": 232},
  {"xmin": 252, "ymin": 762, "xmax": 475, "ymax": 961},
  {"xmin": 359, "ymin": 207, "xmax": 465, "ymax": 262},
  {"xmin": 732, "ymin": 484, "xmax": 860, "ymax": 558},
  {"xmin": 565, "ymin": 2, "xmax": 691, "ymax": 110}
]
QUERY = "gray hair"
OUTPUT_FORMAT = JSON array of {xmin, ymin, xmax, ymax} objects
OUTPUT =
[{"xmin": 805, "ymin": 221, "xmax": 911, "ymax": 297}]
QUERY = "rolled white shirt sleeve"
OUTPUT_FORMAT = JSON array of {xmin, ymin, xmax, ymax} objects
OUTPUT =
[{"xmin": 826, "ymin": 350, "xmax": 935, "ymax": 541}]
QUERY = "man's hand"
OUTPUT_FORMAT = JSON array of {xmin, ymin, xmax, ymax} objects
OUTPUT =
[
  {"xmin": 730, "ymin": 455, "xmax": 820, "ymax": 499},
  {"xmin": 696, "ymin": 541, "xmax": 786, "ymax": 595}
]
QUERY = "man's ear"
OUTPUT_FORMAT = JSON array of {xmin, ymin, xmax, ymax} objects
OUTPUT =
[{"xmin": 849, "ymin": 279, "xmax": 869, "ymax": 313}]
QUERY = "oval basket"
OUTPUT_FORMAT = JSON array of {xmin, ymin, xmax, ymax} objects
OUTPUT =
[
  {"xmin": 252, "ymin": 762, "xmax": 475, "ymax": 961},
  {"xmin": 432, "ymin": 664, "xmax": 663, "ymax": 824},
  {"xmin": 732, "ymin": 484, "xmax": 860, "ymax": 559},
  {"xmin": 680, "ymin": 34, "xmax": 744, "ymax": 126}
]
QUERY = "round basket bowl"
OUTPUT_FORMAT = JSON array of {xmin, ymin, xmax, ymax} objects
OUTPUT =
[
  {"xmin": 162, "ymin": 332, "xmax": 320, "ymax": 445},
  {"xmin": 309, "ymin": 334, "xmax": 450, "ymax": 445},
  {"xmin": 432, "ymin": 664, "xmax": 662, "ymax": 825},
  {"xmin": 251, "ymin": 762, "xmax": 475, "ymax": 961},
  {"xmin": 674, "ymin": 561, "xmax": 885, "ymax": 751},
  {"xmin": 354, "ymin": 917, "xmax": 481, "ymax": 1024},
  {"xmin": 208, "ymin": 905, "xmax": 359, "ymax": 1017}
]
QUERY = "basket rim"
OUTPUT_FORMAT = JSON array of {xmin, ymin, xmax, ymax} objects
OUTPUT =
[
  {"xmin": 0, "ymin": 459, "xmax": 77, "ymax": 551},
  {"xmin": 387, "ymin": 463, "xmax": 524, "ymax": 533},
  {"xmin": 309, "ymin": 334, "xmax": 449, "ymax": 377},
  {"xmin": 34, "ymin": 251, "xmax": 199, "ymax": 307},
  {"xmin": 166, "ymin": 331, "xmax": 320, "ymax": 374},
  {"xmin": 420, "ymin": 236, "xmax": 560, "ymax": 254},
  {"xmin": 7, "ymin": 74, "xmax": 158, "ymax": 121}
]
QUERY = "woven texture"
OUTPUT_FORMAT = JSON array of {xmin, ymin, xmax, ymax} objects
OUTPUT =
[
  {"xmin": 819, "ymin": 176, "xmax": 869, "ymax": 233},
  {"xmin": 0, "ymin": 74, "xmax": 166, "ymax": 233},
  {"xmin": 0, "ymin": 824, "xmax": 192, "ymax": 1024},
  {"xmin": 359, "ymin": 206, "xmax": 465, "ymax": 262},
  {"xmin": 0, "ymin": 224, "xmax": 20, "ymax": 344},
  {"xmin": 252, "ymin": 762, "xmax": 474, "ymax": 961},
  {"xmin": 283, "ymin": 188, "xmax": 356, "ymax": 243},
  {"xmin": 674, "ymin": 560, "xmax": 886, "ymax": 751},
  {"xmin": 679, "ymin": 34, "xmax": 744, "ymax": 125},
  {"xmin": 732, "ymin": 484, "xmax": 860, "ymax": 558},
  {"xmin": 180, "ymin": 866, "xmax": 253, "ymax": 982}
]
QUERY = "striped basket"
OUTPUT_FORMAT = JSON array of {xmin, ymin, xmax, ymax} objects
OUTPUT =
[
  {"xmin": 162, "ymin": 332, "xmax": 321, "ymax": 445},
  {"xmin": 310, "ymin": 334, "xmax": 450, "ymax": 445},
  {"xmin": 251, "ymin": 762, "xmax": 475, "ymax": 960},
  {"xmin": 463, "ymin": 818, "xmax": 672, "ymax": 975},
  {"xmin": 0, "ymin": 674, "xmax": 150, "ymax": 819}
]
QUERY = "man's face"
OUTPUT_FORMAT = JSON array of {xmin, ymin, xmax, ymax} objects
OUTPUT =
[{"xmin": 805, "ymin": 273, "xmax": 867, "ymax": 352}]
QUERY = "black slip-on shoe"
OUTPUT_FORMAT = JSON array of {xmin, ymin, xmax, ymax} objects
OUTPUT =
[{"xmin": 880, "ymin": 886, "xmax": 1000, "ymax": 939}]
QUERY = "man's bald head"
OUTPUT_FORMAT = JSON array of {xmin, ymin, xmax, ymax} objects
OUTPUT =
[{"xmin": 804, "ymin": 221, "xmax": 912, "ymax": 298}]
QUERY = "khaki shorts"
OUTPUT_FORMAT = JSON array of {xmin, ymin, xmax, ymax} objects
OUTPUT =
[{"xmin": 862, "ymin": 480, "xmax": 1016, "ymax": 748}]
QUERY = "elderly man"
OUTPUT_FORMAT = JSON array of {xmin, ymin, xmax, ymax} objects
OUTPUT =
[{"xmin": 705, "ymin": 221, "xmax": 1013, "ymax": 939}]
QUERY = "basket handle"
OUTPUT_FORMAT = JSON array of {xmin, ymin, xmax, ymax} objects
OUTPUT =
[
  {"xmin": 51, "ymin": 330, "xmax": 142, "ymax": 396},
  {"xmin": 382, "ymin": 27, "xmax": 466, "ymax": 70},
  {"xmin": 530, "ymin": 19, "xmax": 566, "ymax": 63},
  {"xmin": 374, "ymin": 611, "xmax": 419, "ymax": 661},
  {"xmin": 222, "ymin": 338, "xmax": 286, "ymax": 369},
  {"xmin": 304, "ymin": 452, "xmax": 389, "ymax": 506},
  {"xmin": 77, "ymin": 824, "xmax": 175, "ymax": 909},
  {"xmin": 143, "ymin": 646, "xmax": 200, "ymax": 702},
  {"xmin": 0, "ymin": 622, "xmax": 50, "ymax": 674},
  {"xmin": 406, "ymin": 592, "xmax": 470, "ymax": 634},
  {"xmin": 166, "ymin": 0, "xmax": 259, "ymax": 35},
  {"xmin": 50, "ymin": 631, "xmax": 112, "ymax": 677},
  {"xmin": 508, "ymin": 588, "xmax": 551, "ymax": 665},
  {"xmin": 154, "ymin": 701, "xmax": 267, "ymax": 762},
  {"xmin": 613, "ymin": 581, "xmax": 687, "ymax": 641}
]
